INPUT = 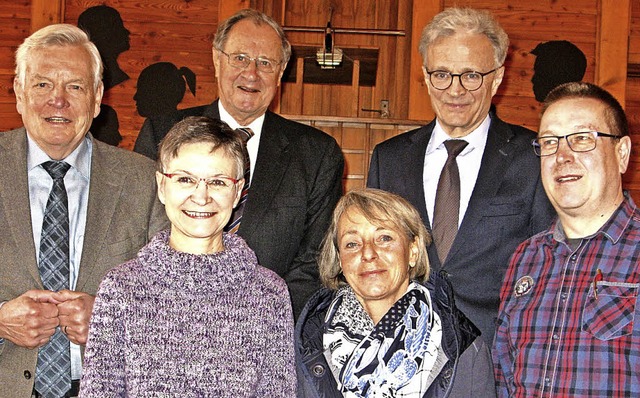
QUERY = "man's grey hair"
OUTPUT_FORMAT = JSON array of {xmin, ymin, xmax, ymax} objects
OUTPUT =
[
  {"xmin": 419, "ymin": 8, "xmax": 509, "ymax": 68},
  {"xmin": 213, "ymin": 8, "xmax": 291, "ymax": 65},
  {"xmin": 15, "ymin": 23, "xmax": 103, "ymax": 90}
]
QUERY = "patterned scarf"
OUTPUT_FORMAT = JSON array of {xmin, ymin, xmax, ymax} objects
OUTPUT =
[{"xmin": 324, "ymin": 282, "xmax": 443, "ymax": 397}]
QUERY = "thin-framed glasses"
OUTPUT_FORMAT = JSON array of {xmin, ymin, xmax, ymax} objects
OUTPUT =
[
  {"xmin": 532, "ymin": 131, "xmax": 620, "ymax": 157},
  {"xmin": 425, "ymin": 68, "xmax": 498, "ymax": 91},
  {"xmin": 217, "ymin": 49, "xmax": 281, "ymax": 73},
  {"xmin": 161, "ymin": 172, "xmax": 240, "ymax": 193}
]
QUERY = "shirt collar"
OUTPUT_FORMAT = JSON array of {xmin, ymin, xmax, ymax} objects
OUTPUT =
[
  {"xmin": 217, "ymin": 102, "xmax": 265, "ymax": 135},
  {"xmin": 427, "ymin": 114, "xmax": 491, "ymax": 156},
  {"xmin": 550, "ymin": 192, "xmax": 637, "ymax": 245},
  {"xmin": 26, "ymin": 133, "xmax": 92, "ymax": 181}
]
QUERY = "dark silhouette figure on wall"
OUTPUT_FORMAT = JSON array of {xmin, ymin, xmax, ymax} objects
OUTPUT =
[
  {"xmin": 531, "ymin": 40, "xmax": 586, "ymax": 102},
  {"xmin": 134, "ymin": 62, "xmax": 196, "ymax": 118},
  {"xmin": 78, "ymin": 5, "xmax": 131, "ymax": 146},
  {"xmin": 92, "ymin": 105, "xmax": 121, "ymax": 146},
  {"xmin": 78, "ymin": 5, "xmax": 131, "ymax": 89}
]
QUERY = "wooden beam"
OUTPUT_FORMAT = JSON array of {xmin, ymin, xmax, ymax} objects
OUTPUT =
[
  {"xmin": 596, "ymin": 0, "xmax": 630, "ymax": 106},
  {"xmin": 408, "ymin": 0, "xmax": 440, "ymax": 121},
  {"xmin": 31, "ymin": 0, "xmax": 64, "ymax": 33}
]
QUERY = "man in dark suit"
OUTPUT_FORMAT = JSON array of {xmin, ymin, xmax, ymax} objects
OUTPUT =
[
  {"xmin": 0, "ymin": 24, "xmax": 168, "ymax": 397},
  {"xmin": 367, "ymin": 8, "xmax": 555, "ymax": 345},
  {"xmin": 134, "ymin": 9, "xmax": 344, "ymax": 318}
]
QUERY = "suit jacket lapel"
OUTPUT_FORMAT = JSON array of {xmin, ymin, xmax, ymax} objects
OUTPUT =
[
  {"xmin": 76, "ymin": 139, "xmax": 123, "ymax": 290},
  {"xmin": 238, "ymin": 111, "xmax": 289, "ymax": 238},
  {"xmin": 0, "ymin": 128, "xmax": 41, "ymax": 286},
  {"xmin": 447, "ymin": 116, "xmax": 515, "ymax": 261},
  {"xmin": 407, "ymin": 122, "xmax": 435, "ymax": 230}
]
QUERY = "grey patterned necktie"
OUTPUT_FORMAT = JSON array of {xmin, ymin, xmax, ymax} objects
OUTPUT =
[
  {"xmin": 225, "ymin": 127, "xmax": 254, "ymax": 234},
  {"xmin": 432, "ymin": 140, "xmax": 468, "ymax": 263},
  {"xmin": 35, "ymin": 161, "xmax": 72, "ymax": 398}
]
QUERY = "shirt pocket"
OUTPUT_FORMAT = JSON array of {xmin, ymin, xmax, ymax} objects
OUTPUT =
[{"xmin": 582, "ymin": 281, "xmax": 639, "ymax": 340}]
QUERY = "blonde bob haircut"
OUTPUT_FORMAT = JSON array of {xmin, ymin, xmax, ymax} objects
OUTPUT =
[{"xmin": 319, "ymin": 188, "xmax": 431, "ymax": 290}]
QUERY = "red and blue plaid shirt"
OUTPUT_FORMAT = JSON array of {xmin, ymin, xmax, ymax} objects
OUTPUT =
[{"xmin": 493, "ymin": 194, "xmax": 640, "ymax": 397}]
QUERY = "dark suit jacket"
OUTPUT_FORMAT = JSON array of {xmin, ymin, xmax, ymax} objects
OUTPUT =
[
  {"xmin": 0, "ymin": 128, "xmax": 168, "ymax": 397},
  {"xmin": 134, "ymin": 101, "xmax": 345, "ymax": 318},
  {"xmin": 367, "ymin": 114, "xmax": 556, "ymax": 345}
]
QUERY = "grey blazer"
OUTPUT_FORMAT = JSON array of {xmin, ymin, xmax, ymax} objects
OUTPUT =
[
  {"xmin": 0, "ymin": 128, "xmax": 168, "ymax": 397},
  {"xmin": 368, "ymin": 114, "xmax": 556, "ymax": 345}
]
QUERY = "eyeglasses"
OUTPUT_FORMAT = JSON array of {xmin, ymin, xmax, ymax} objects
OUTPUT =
[
  {"xmin": 532, "ymin": 131, "xmax": 620, "ymax": 157},
  {"xmin": 425, "ymin": 68, "xmax": 498, "ymax": 91},
  {"xmin": 161, "ymin": 172, "xmax": 240, "ymax": 193},
  {"xmin": 217, "ymin": 49, "xmax": 281, "ymax": 73}
]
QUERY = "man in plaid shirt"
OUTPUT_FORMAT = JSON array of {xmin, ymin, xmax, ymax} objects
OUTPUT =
[{"xmin": 493, "ymin": 81, "xmax": 640, "ymax": 397}]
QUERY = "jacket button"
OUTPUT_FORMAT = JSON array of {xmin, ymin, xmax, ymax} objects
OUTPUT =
[
  {"xmin": 24, "ymin": 370, "xmax": 32, "ymax": 379},
  {"xmin": 312, "ymin": 364, "xmax": 325, "ymax": 377}
]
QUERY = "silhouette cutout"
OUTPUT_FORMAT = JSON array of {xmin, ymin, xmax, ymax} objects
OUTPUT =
[
  {"xmin": 134, "ymin": 62, "xmax": 196, "ymax": 118},
  {"xmin": 78, "ymin": 5, "xmax": 131, "ymax": 146},
  {"xmin": 78, "ymin": 5, "xmax": 131, "ymax": 90},
  {"xmin": 531, "ymin": 40, "xmax": 586, "ymax": 102},
  {"xmin": 91, "ymin": 105, "xmax": 121, "ymax": 146}
]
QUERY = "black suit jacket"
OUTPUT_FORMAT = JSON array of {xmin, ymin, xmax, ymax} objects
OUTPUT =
[
  {"xmin": 134, "ymin": 101, "xmax": 345, "ymax": 318},
  {"xmin": 367, "ymin": 114, "xmax": 556, "ymax": 344}
]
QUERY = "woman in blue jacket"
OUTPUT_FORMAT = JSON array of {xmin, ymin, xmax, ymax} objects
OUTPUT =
[{"xmin": 295, "ymin": 189, "xmax": 496, "ymax": 397}]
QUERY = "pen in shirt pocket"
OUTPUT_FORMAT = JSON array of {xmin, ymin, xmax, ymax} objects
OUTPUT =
[{"xmin": 593, "ymin": 268, "xmax": 603, "ymax": 300}]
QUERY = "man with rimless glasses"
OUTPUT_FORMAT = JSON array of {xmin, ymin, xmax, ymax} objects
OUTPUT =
[
  {"xmin": 493, "ymin": 82, "xmax": 640, "ymax": 397},
  {"xmin": 134, "ymin": 9, "xmax": 344, "ymax": 319},
  {"xmin": 368, "ymin": 7, "xmax": 555, "ymax": 346}
]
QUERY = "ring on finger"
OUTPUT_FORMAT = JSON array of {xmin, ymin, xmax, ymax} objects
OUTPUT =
[{"xmin": 64, "ymin": 325, "xmax": 68, "ymax": 334}]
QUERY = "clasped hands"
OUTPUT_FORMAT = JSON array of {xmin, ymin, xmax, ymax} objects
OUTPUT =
[{"xmin": 0, "ymin": 289, "xmax": 95, "ymax": 348}]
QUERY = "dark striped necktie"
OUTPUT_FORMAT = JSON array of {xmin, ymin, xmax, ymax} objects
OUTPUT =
[
  {"xmin": 35, "ymin": 160, "xmax": 72, "ymax": 398},
  {"xmin": 225, "ymin": 127, "xmax": 254, "ymax": 234}
]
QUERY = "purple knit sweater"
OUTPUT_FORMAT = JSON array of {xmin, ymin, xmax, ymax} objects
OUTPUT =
[{"xmin": 79, "ymin": 230, "xmax": 296, "ymax": 397}]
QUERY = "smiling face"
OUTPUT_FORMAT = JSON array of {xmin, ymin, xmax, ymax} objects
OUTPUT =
[
  {"xmin": 337, "ymin": 206, "xmax": 419, "ymax": 321},
  {"xmin": 212, "ymin": 18, "xmax": 286, "ymax": 126},
  {"xmin": 423, "ymin": 32, "xmax": 504, "ymax": 138},
  {"xmin": 157, "ymin": 143, "xmax": 242, "ymax": 254},
  {"xmin": 539, "ymin": 97, "xmax": 630, "ymax": 235},
  {"xmin": 14, "ymin": 45, "xmax": 103, "ymax": 160}
]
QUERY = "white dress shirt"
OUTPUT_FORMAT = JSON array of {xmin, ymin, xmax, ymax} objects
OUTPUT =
[
  {"xmin": 218, "ymin": 103, "xmax": 264, "ymax": 180},
  {"xmin": 423, "ymin": 115, "xmax": 490, "ymax": 227}
]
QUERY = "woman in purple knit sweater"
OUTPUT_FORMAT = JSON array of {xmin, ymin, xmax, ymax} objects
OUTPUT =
[{"xmin": 80, "ymin": 116, "xmax": 296, "ymax": 397}]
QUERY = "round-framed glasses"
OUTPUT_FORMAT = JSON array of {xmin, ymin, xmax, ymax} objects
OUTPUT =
[
  {"xmin": 425, "ymin": 68, "xmax": 498, "ymax": 91},
  {"xmin": 218, "ymin": 49, "xmax": 281, "ymax": 73},
  {"xmin": 162, "ymin": 172, "xmax": 240, "ymax": 193},
  {"xmin": 532, "ymin": 131, "xmax": 620, "ymax": 157}
]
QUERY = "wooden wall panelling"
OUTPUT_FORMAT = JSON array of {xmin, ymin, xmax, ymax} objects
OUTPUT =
[
  {"xmin": 31, "ymin": 0, "xmax": 64, "ymax": 32},
  {"xmin": 595, "ymin": 0, "xmax": 630, "ymax": 103},
  {"xmin": 622, "ymin": 0, "xmax": 640, "ymax": 201},
  {"xmin": 0, "ymin": 1, "xmax": 31, "ymax": 131},
  {"xmin": 277, "ymin": 0, "xmax": 414, "ymax": 120},
  {"xmin": 286, "ymin": 115, "xmax": 424, "ymax": 192},
  {"xmin": 408, "ymin": 0, "xmax": 440, "ymax": 121}
]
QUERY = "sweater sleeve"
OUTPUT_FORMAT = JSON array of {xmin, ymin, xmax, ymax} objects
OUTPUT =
[
  {"xmin": 256, "ymin": 277, "xmax": 297, "ymax": 397},
  {"xmin": 79, "ymin": 269, "xmax": 127, "ymax": 397}
]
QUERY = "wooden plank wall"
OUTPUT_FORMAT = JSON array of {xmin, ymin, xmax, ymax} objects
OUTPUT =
[
  {"xmin": 622, "ymin": 0, "xmax": 640, "ymax": 194},
  {"xmin": 0, "ymin": 2, "xmax": 30, "ymax": 131}
]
